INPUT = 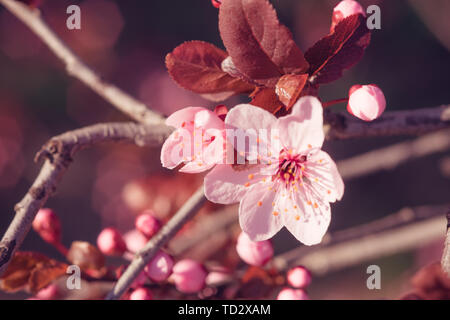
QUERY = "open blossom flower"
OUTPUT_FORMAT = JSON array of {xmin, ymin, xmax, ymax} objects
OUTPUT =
[
  {"xmin": 205, "ymin": 97, "xmax": 344, "ymax": 245},
  {"xmin": 347, "ymin": 84, "xmax": 386, "ymax": 121},
  {"xmin": 161, "ymin": 106, "xmax": 227, "ymax": 173}
]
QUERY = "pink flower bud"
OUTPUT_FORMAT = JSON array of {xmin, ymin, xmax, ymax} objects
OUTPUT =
[
  {"xmin": 96, "ymin": 227, "xmax": 127, "ymax": 256},
  {"xmin": 123, "ymin": 229, "xmax": 148, "ymax": 254},
  {"xmin": 129, "ymin": 287, "xmax": 153, "ymax": 300},
  {"xmin": 277, "ymin": 288, "xmax": 309, "ymax": 300},
  {"xmin": 347, "ymin": 84, "xmax": 386, "ymax": 121},
  {"xmin": 205, "ymin": 268, "xmax": 232, "ymax": 286},
  {"xmin": 32, "ymin": 208, "xmax": 61, "ymax": 244},
  {"xmin": 331, "ymin": 0, "xmax": 365, "ymax": 32},
  {"xmin": 135, "ymin": 211, "xmax": 161, "ymax": 238},
  {"xmin": 144, "ymin": 251, "xmax": 174, "ymax": 282},
  {"xmin": 235, "ymin": 232, "xmax": 274, "ymax": 267},
  {"xmin": 34, "ymin": 284, "xmax": 60, "ymax": 300},
  {"xmin": 287, "ymin": 266, "xmax": 312, "ymax": 289},
  {"xmin": 171, "ymin": 259, "xmax": 207, "ymax": 294}
]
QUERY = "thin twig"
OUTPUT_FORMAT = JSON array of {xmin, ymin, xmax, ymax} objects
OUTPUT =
[
  {"xmin": 0, "ymin": 0, "xmax": 164, "ymax": 125},
  {"xmin": 105, "ymin": 187, "xmax": 207, "ymax": 300},
  {"xmin": 325, "ymin": 105, "xmax": 450, "ymax": 140},
  {"xmin": 336, "ymin": 129, "xmax": 450, "ymax": 180},
  {"xmin": 442, "ymin": 209, "xmax": 450, "ymax": 276},
  {"xmin": 273, "ymin": 205, "xmax": 449, "ymax": 274},
  {"xmin": 0, "ymin": 122, "xmax": 172, "ymax": 275}
]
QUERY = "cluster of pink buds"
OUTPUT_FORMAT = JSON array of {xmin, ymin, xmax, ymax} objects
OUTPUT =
[{"xmin": 96, "ymin": 209, "xmax": 210, "ymax": 298}]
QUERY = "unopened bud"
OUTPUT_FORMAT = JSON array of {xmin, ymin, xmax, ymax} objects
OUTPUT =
[
  {"xmin": 96, "ymin": 227, "xmax": 127, "ymax": 256},
  {"xmin": 236, "ymin": 232, "xmax": 273, "ymax": 267},
  {"xmin": 277, "ymin": 288, "xmax": 309, "ymax": 300},
  {"xmin": 135, "ymin": 211, "xmax": 161, "ymax": 238},
  {"xmin": 171, "ymin": 259, "xmax": 207, "ymax": 294},
  {"xmin": 32, "ymin": 208, "xmax": 61, "ymax": 244},
  {"xmin": 144, "ymin": 251, "xmax": 174, "ymax": 282}
]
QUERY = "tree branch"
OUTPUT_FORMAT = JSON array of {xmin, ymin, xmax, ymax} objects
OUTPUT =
[
  {"xmin": 336, "ymin": 129, "xmax": 450, "ymax": 180},
  {"xmin": 325, "ymin": 105, "xmax": 450, "ymax": 140},
  {"xmin": 105, "ymin": 187, "xmax": 207, "ymax": 300},
  {"xmin": 0, "ymin": 0, "xmax": 164, "ymax": 125},
  {"xmin": 273, "ymin": 205, "xmax": 449, "ymax": 275},
  {"xmin": 442, "ymin": 209, "xmax": 450, "ymax": 276},
  {"xmin": 0, "ymin": 122, "xmax": 172, "ymax": 276}
]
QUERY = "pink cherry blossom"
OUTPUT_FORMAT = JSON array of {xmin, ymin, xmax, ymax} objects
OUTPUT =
[
  {"xmin": 277, "ymin": 288, "xmax": 309, "ymax": 300},
  {"xmin": 235, "ymin": 232, "xmax": 273, "ymax": 267},
  {"xmin": 161, "ymin": 106, "xmax": 227, "ymax": 173},
  {"xmin": 332, "ymin": 0, "xmax": 365, "ymax": 32},
  {"xmin": 347, "ymin": 84, "xmax": 386, "ymax": 121},
  {"xmin": 204, "ymin": 96, "xmax": 344, "ymax": 245}
]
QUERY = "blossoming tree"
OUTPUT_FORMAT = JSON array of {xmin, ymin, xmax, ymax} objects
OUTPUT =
[{"xmin": 0, "ymin": 0, "xmax": 448, "ymax": 300}]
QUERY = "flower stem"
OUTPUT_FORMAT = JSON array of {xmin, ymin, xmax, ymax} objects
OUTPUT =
[{"xmin": 323, "ymin": 98, "xmax": 348, "ymax": 108}]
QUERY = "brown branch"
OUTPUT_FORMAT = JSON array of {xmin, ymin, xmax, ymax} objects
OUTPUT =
[
  {"xmin": 325, "ymin": 105, "xmax": 450, "ymax": 140},
  {"xmin": 105, "ymin": 187, "xmax": 207, "ymax": 300},
  {"xmin": 336, "ymin": 129, "xmax": 450, "ymax": 180},
  {"xmin": 442, "ymin": 209, "xmax": 450, "ymax": 276},
  {"xmin": 0, "ymin": 122, "xmax": 172, "ymax": 276},
  {"xmin": 0, "ymin": 0, "xmax": 164, "ymax": 125},
  {"xmin": 273, "ymin": 204, "xmax": 449, "ymax": 275}
]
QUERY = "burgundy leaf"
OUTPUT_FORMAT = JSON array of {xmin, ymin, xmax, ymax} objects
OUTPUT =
[
  {"xmin": 249, "ymin": 87, "xmax": 283, "ymax": 114},
  {"xmin": 166, "ymin": 41, "xmax": 254, "ymax": 101},
  {"xmin": 305, "ymin": 14, "xmax": 371, "ymax": 85},
  {"xmin": 275, "ymin": 74, "xmax": 308, "ymax": 109},
  {"xmin": 219, "ymin": 0, "xmax": 309, "ymax": 87}
]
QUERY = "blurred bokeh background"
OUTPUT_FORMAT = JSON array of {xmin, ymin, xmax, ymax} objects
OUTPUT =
[{"xmin": 0, "ymin": 0, "xmax": 449, "ymax": 299}]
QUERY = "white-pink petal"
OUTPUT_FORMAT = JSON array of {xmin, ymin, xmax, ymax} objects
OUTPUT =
[
  {"xmin": 239, "ymin": 183, "xmax": 284, "ymax": 241},
  {"xmin": 166, "ymin": 107, "xmax": 205, "ymax": 128},
  {"xmin": 225, "ymin": 104, "xmax": 277, "ymax": 131},
  {"xmin": 282, "ymin": 193, "xmax": 331, "ymax": 246},
  {"xmin": 305, "ymin": 151, "xmax": 344, "ymax": 202},
  {"xmin": 204, "ymin": 164, "xmax": 263, "ymax": 204},
  {"xmin": 275, "ymin": 96, "xmax": 325, "ymax": 152}
]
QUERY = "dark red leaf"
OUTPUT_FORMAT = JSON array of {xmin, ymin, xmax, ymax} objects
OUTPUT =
[
  {"xmin": 219, "ymin": 0, "xmax": 309, "ymax": 87},
  {"xmin": 305, "ymin": 14, "xmax": 371, "ymax": 85},
  {"xmin": 275, "ymin": 74, "xmax": 308, "ymax": 109},
  {"xmin": 249, "ymin": 87, "xmax": 283, "ymax": 114},
  {"xmin": 0, "ymin": 252, "xmax": 67, "ymax": 293},
  {"xmin": 166, "ymin": 41, "xmax": 254, "ymax": 101}
]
